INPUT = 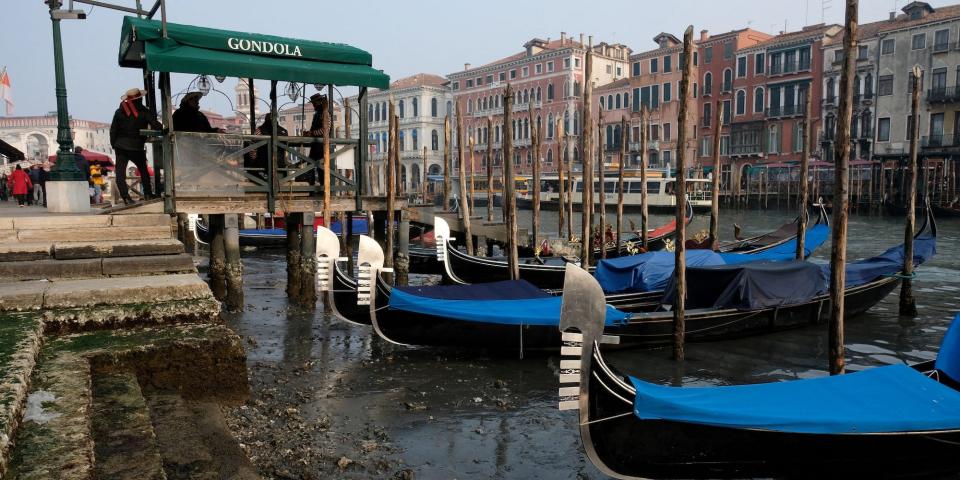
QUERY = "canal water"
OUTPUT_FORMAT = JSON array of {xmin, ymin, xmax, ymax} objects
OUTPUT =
[{"xmin": 222, "ymin": 207, "xmax": 960, "ymax": 479}]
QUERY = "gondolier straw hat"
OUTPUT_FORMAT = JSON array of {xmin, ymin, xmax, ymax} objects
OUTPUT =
[
  {"xmin": 309, "ymin": 93, "xmax": 327, "ymax": 104},
  {"xmin": 182, "ymin": 91, "xmax": 203, "ymax": 103},
  {"xmin": 121, "ymin": 88, "xmax": 146, "ymax": 101}
]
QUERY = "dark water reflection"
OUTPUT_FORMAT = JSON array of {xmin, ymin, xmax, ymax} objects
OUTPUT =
[{"xmin": 225, "ymin": 207, "xmax": 960, "ymax": 479}]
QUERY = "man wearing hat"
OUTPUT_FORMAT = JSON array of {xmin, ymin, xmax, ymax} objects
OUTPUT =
[
  {"xmin": 300, "ymin": 92, "xmax": 330, "ymax": 185},
  {"xmin": 172, "ymin": 92, "xmax": 225, "ymax": 133},
  {"xmin": 110, "ymin": 88, "xmax": 161, "ymax": 204}
]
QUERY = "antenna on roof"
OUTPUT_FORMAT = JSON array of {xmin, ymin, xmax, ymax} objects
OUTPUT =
[{"xmin": 821, "ymin": 0, "xmax": 833, "ymax": 24}]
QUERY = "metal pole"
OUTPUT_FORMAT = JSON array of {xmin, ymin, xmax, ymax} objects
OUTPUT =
[
  {"xmin": 46, "ymin": 1, "xmax": 83, "ymax": 182},
  {"xmin": 357, "ymin": 87, "xmax": 368, "ymax": 210}
]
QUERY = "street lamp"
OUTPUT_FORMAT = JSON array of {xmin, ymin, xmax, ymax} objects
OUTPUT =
[{"xmin": 44, "ymin": 0, "xmax": 89, "ymax": 212}]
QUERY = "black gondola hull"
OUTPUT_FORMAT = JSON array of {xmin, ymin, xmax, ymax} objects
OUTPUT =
[{"xmin": 329, "ymin": 262, "xmax": 371, "ymax": 326}]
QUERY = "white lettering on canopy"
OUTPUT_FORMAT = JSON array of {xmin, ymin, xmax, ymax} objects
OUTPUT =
[{"xmin": 227, "ymin": 37, "xmax": 303, "ymax": 57}]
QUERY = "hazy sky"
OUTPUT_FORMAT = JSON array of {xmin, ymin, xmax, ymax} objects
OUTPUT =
[{"xmin": 0, "ymin": 0, "xmax": 933, "ymax": 123}]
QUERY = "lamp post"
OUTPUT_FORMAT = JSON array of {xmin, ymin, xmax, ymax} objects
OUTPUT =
[{"xmin": 45, "ymin": 0, "xmax": 89, "ymax": 212}]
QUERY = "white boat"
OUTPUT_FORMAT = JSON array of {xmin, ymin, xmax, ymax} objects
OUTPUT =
[{"xmin": 517, "ymin": 168, "xmax": 712, "ymax": 211}]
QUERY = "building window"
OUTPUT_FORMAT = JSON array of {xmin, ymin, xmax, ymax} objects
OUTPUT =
[
  {"xmin": 522, "ymin": 66, "xmax": 529, "ymax": 77},
  {"xmin": 663, "ymin": 123, "xmax": 672, "ymax": 141},
  {"xmin": 703, "ymin": 102, "xmax": 712, "ymax": 127},
  {"xmin": 510, "ymin": 69, "xmax": 517, "ymax": 79},
  {"xmin": 606, "ymin": 65, "xmax": 612, "ymax": 74},
  {"xmin": 650, "ymin": 58, "xmax": 659, "ymax": 73},
  {"xmin": 722, "ymin": 99, "xmax": 731, "ymax": 125},
  {"xmin": 753, "ymin": 87, "xmax": 764, "ymax": 113},
  {"xmin": 906, "ymin": 114, "xmax": 915, "ymax": 141},
  {"xmin": 723, "ymin": 42, "xmax": 733, "ymax": 59},
  {"xmin": 600, "ymin": 96, "xmax": 606, "ymax": 110},
  {"xmin": 704, "ymin": 46, "xmax": 713, "ymax": 64},
  {"xmin": 799, "ymin": 47, "xmax": 811, "ymax": 70},
  {"xmin": 663, "ymin": 83, "xmax": 672, "ymax": 102},
  {"xmin": 536, "ymin": 86, "xmax": 542, "ymax": 102},
  {"xmin": 466, "ymin": 79, "xmax": 474, "ymax": 88},
  {"xmin": 650, "ymin": 124, "xmax": 660, "ymax": 141},
  {"xmin": 662, "ymin": 150, "xmax": 672, "ymax": 166},
  {"xmin": 651, "ymin": 84, "xmax": 660, "ymax": 109},
  {"xmin": 452, "ymin": 81, "xmax": 459, "ymax": 91},
  {"xmin": 912, "ymin": 33, "xmax": 926, "ymax": 50},
  {"xmin": 881, "ymin": 38, "xmax": 895, "ymax": 55},
  {"xmin": 703, "ymin": 72, "xmax": 713, "ymax": 95},
  {"xmin": 633, "ymin": 87, "xmax": 641, "ymax": 111},
  {"xmin": 858, "ymin": 45, "xmax": 868, "ymax": 59},
  {"xmin": 535, "ymin": 63, "xmax": 542, "ymax": 74},
  {"xmin": 735, "ymin": 90, "xmax": 746, "ymax": 115},
  {"xmin": 693, "ymin": 83, "xmax": 698, "ymax": 98},
  {"xmin": 412, "ymin": 129, "xmax": 418, "ymax": 150},
  {"xmin": 878, "ymin": 75, "xmax": 894, "ymax": 96},
  {"xmin": 399, "ymin": 99, "xmax": 405, "ymax": 118},
  {"xmin": 499, "ymin": 72, "xmax": 506, "ymax": 81},
  {"xmin": 431, "ymin": 98, "xmax": 438, "ymax": 117},
  {"xmin": 722, "ymin": 69, "xmax": 732, "ymax": 92},
  {"xmin": 486, "ymin": 74, "xmax": 493, "ymax": 84},
  {"xmin": 736, "ymin": 56, "xmax": 747, "ymax": 78},
  {"xmin": 547, "ymin": 83, "xmax": 555, "ymax": 101},
  {"xmin": 615, "ymin": 93, "xmax": 622, "ymax": 109},
  {"xmin": 564, "ymin": 58, "xmax": 571, "ymax": 69},
  {"xmin": 663, "ymin": 55, "xmax": 672, "ymax": 73},
  {"xmin": 768, "ymin": 124, "xmax": 779, "ymax": 154},
  {"xmin": 755, "ymin": 53, "xmax": 765, "ymax": 74},
  {"xmin": 632, "ymin": 61, "xmax": 641, "ymax": 76},
  {"xmin": 547, "ymin": 61, "xmax": 555, "ymax": 72},
  {"xmin": 575, "ymin": 58, "xmax": 581, "ymax": 68},
  {"xmin": 412, "ymin": 98, "xmax": 418, "ymax": 117},
  {"xmin": 700, "ymin": 136, "xmax": 712, "ymax": 156},
  {"xmin": 793, "ymin": 123, "xmax": 804, "ymax": 152},
  {"xmin": 878, "ymin": 117, "xmax": 890, "ymax": 142},
  {"xmin": 935, "ymin": 29, "xmax": 950, "ymax": 51}
]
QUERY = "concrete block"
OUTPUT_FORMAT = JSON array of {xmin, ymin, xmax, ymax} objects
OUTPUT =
[
  {"xmin": 18, "ymin": 226, "xmax": 172, "ymax": 243},
  {"xmin": 0, "ymin": 242, "xmax": 53, "ymax": 262},
  {"xmin": 109, "ymin": 214, "xmax": 172, "ymax": 228},
  {"xmin": 102, "ymin": 254, "xmax": 195, "ymax": 276},
  {"xmin": 53, "ymin": 239, "xmax": 184, "ymax": 260},
  {"xmin": 0, "ymin": 231, "xmax": 17, "ymax": 243},
  {"xmin": 44, "ymin": 181, "xmax": 91, "ymax": 214},
  {"xmin": 43, "ymin": 274, "xmax": 213, "ymax": 309},
  {"xmin": 0, "ymin": 217, "xmax": 14, "ymax": 230},
  {"xmin": 0, "ymin": 258, "xmax": 102, "ymax": 281},
  {"xmin": 0, "ymin": 281, "xmax": 46, "ymax": 310},
  {"xmin": 13, "ymin": 215, "xmax": 111, "ymax": 230}
]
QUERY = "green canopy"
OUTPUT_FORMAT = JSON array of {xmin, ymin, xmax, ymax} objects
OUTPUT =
[{"xmin": 118, "ymin": 17, "xmax": 389, "ymax": 88}]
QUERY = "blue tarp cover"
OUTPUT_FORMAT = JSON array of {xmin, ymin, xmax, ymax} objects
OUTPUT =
[
  {"xmin": 840, "ymin": 234, "xmax": 936, "ymax": 287},
  {"xmin": 629, "ymin": 363, "xmax": 960, "ymax": 433},
  {"xmin": 664, "ymin": 261, "xmax": 828, "ymax": 310},
  {"xmin": 395, "ymin": 280, "xmax": 548, "ymax": 300},
  {"xmin": 387, "ymin": 288, "xmax": 630, "ymax": 327},
  {"xmin": 594, "ymin": 225, "xmax": 829, "ymax": 294},
  {"xmin": 936, "ymin": 314, "xmax": 960, "ymax": 382}
]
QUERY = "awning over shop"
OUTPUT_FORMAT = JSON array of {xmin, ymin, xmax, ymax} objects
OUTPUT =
[
  {"xmin": 0, "ymin": 139, "xmax": 25, "ymax": 161},
  {"xmin": 118, "ymin": 17, "xmax": 390, "ymax": 88}
]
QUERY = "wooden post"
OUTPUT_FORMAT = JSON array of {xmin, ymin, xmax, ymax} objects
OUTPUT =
[
  {"xmin": 322, "ymin": 99, "xmax": 332, "ymax": 231},
  {"xmin": 581, "ymin": 38, "xmax": 595, "ymax": 268},
  {"xmin": 797, "ymin": 89, "xmax": 813, "ymax": 260},
  {"xmin": 486, "ymin": 117, "xmax": 494, "ymax": 221},
  {"xmin": 286, "ymin": 212, "xmax": 302, "ymax": 300},
  {"xmin": 900, "ymin": 65, "xmax": 922, "ymax": 317},
  {"xmin": 208, "ymin": 215, "xmax": 227, "ymax": 301},
  {"xmin": 503, "ymin": 84, "xmax": 520, "ymax": 279},
  {"xmin": 224, "ymin": 213, "xmax": 244, "ymax": 312},
  {"xmin": 396, "ymin": 209, "xmax": 410, "ymax": 286},
  {"xmin": 443, "ymin": 113, "xmax": 452, "ymax": 210},
  {"xmin": 386, "ymin": 102, "xmax": 397, "ymax": 269},
  {"xmin": 673, "ymin": 25, "xmax": 694, "ymax": 362},
  {"xmin": 564, "ymin": 120, "xmax": 574, "ymax": 241},
  {"xmin": 421, "ymin": 146, "xmax": 428, "ymax": 203},
  {"xmin": 455, "ymin": 100, "xmax": 474, "ymax": 255},
  {"xmin": 598, "ymin": 107, "xmax": 607, "ymax": 259},
  {"xmin": 640, "ymin": 105, "xmax": 649, "ymax": 250},
  {"xmin": 529, "ymin": 102, "xmax": 542, "ymax": 251},
  {"xmin": 469, "ymin": 136, "xmax": 476, "ymax": 217},
  {"xmin": 829, "ymin": 0, "xmax": 858, "ymax": 376},
  {"xmin": 708, "ymin": 101, "xmax": 723, "ymax": 249},
  {"xmin": 299, "ymin": 211, "xmax": 317, "ymax": 308},
  {"xmin": 617, "ymin": 116, "xmax": 627, "ymax": 252},
  {"xmin": 558, "ymin": 119, "xmax": 567, "ymax": 240}
]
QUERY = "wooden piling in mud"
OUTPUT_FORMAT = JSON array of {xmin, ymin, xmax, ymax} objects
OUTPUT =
[
  {"xmin": 443, "ymin": 113, "xmax": 452, "ymax": 211},
  {"xmin": 386, "ymin": 102, "xmax": 397, "ymax": 269},
  {"xmin": 503, "ymin": 84, "xmax": 520, "ymax": 280},
  {"xmin": 558, "ymin": 118, "xmax": 567, "ymax": 240},
  {"xmin": 286, "ymin": 212, "xmax": 302, "ymax": 300},
  {"xmin": 455, "ymin": 101, "xmax": 474, "ymax": 255},
  {"xmin": 640, "ymin": 105, "xmax": 649, "ymax": 250},
  {"xmin": 597, "ymin": 107, "xmax": 607, "ymax": 259},
  {"xmin": 223, "ymin": 214, "xmax": 244, "ymax": 311},
  {"xmin": 900, "ymin": 65, "xmax": 922, "ymax": 317},
  {"xmin": 208, "ymin": 214, "xmax": 227, "ymax": 301},
  {"xmin": 672, "ymin": 25, "xmax": 694, "ymax": 362},
  {"xmin": 581, "ymin": 38, "xmax": 595, "ymax": 268},
  {"xmin": 797, "ymin": 90, "xmax": 813, "ymax": 260},
  {"xmin": 829, "ymin": 0, "xmax": 858, "ymax": 376},
  {"xmin": 529, "ymin": 102, "xmax": 542, "ymax": 252},
  {"xmin": 708, "ymin": 101, "xmax": 723, "ymax": 250},
  {"xmin": 298, "ymin": 212, "xmax": 317, "ymax": 307},
  {"xmin": 486, "ymin": 117, "xmax": 494, "ymax": 222},
  {"xmin": 617, "ymin": 116, "xmax": 627, "ymax": 251},
  {"xmin": 469, "ymin": 136, "xmax": 476, "ymax": 218}
]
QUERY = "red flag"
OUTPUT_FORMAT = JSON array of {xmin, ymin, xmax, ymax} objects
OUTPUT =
[{"xmin": 0, "ymin": 70, "xmax": 12, "ymax": 116}]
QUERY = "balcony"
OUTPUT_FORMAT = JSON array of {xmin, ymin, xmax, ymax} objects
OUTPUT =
[
  {"xmin": 729, "ymin": 144, "xmax": 764, "ymax": 156},
  {"xmin": 927, "ymin": 86, "xmax": 960, "ymax": 103},
  {"xmin": 766, "ymin": 104, "xmax": 804, "ymax": 118},
  {"xmin": 922, "ymin": 134, "xmax": 960, "ymax": 149}
]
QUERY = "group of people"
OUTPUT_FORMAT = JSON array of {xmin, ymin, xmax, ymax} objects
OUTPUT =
[{"xmin": 2, "ymin": 164, "xmax": 39, "ymax": 207}]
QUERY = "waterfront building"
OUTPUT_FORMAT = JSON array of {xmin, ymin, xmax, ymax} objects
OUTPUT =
[
  {"xmin": 0, "ymin": 114, "xmax": 112, "ymax": 164},
  {"xmin": 447, "ymin": 33, "xmax": 631, "ymax": 178}
]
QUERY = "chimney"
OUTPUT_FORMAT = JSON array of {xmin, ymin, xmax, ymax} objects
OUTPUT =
[
  {"xmin": 700, "ymin": 29, "xmax": 709, "ymax": 42},
  {"xmin": 889, "ymin": 11, "xmax": 896, "ymax": 21},
  {"xmin": 464, "ymin": 63, "xmax": 471, "ymax": 71},
  {"xmin": 580, "ymin": 33, "xmax": 585, "ymax": 46},
  {"xmin": 561, "ymin": 32, "xmax": 567, "ymax": 45}
]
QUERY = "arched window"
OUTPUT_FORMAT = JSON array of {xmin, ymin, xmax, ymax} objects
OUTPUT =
[
  {"xmin": 616, "ymin": 93, "xmax": 622, "ymax": 109},
  {"xmin": 527, "ymin": 152, "xmax": 532, "ymax": 165},
  {"xmin": 399, "ymin": 130, "xmax": 405, "ymax": 151},
  {"xmin": 722, "ymin": 69, "xmax": 732, "ymax": 92},
  {"xmin": 573, "ymin": 111, "xmax": 580, "ymax": 132},
  {"xmin": 735, "ymin": 90, "xmax": 746, "ymax": 115},
  {"xmin": 864, "ymin": 73, "xmax": 874, "ymax": 96},
  {"xmin": 368, "ymin": 104, "xmax": 374, "ymax": 122},
  {"xmin": 523, "ymin": 89, "xmax": 529, "ymax": 104},
  {"xmin": 614, "ymin": 125, "xmax": 622, "ymax": 148},
  {"xmin": 607, "ymin": 95, "xmax": 613, "ymax": 109},
  {"xmin": 495, "ymin": 124, "xmax": 501, "ymax": 143},
  {"xmin": 854, "ymin": 75, "xmax": 861, "ymax": 96},
  {"xmin": 412, "ymin": 97, "xmax": 419, "ymax": 117},
  {"xmin": 431, "ymin": 129, "xmax": 439, "ymax": 150},
  {"xmin": 704, "ymin": 72, "xmax": 713, "ymax": 95},
  {"xmin": 547, "ymin": 83, "xmax": 555, "ymax": 101},
  {"xmin": 861, "ymin": 110, "xmax": 871, "ymax": 136},
  {"xmin": 381, "ymin": 103, "xmax": 387, "ymax": 121},
  {"xmin": 564, "ymin": 110, "xmax": 570, "ymax": 133},
  {"xmin": 401, "ymin": 165, "xmax": 407, "ymax": 190},
  {"xmin": 600, "ymin": 96, "xmax": 606, "ymax": 109},
  {"xmin": 468, "ymin": 99, "xmax": 473, "ymax": 113},
  {"xmin": 826, "ymin": 77, "xmax": 835, "ymax": 102},
  {"xmin": 496, "ymin": 94, "xmax": 501, "ymax": 108},
  {"xmin": 573, "ymin": 147, "xmax": 580, "ymax": 163},
  {"xmin": 412, "ymin": 129, "xmax": 418, "ymax": 150},
  {"xmin": 374, "ymin": 104, "xmax": 380, "ymax": 122},
  {"xmin": 606, "ymin": 125, "xmax": 614, "ymax": 149},
  {"xmin": 754, "ymin": 87, "xmax": 764, "ymax": 113},
  {"xmin": 399, "ymin": 99, "xmax": 405, "ymax": 118},
  {"xmin": 482, "ymin": 97, "xmax": 488, "ymax": 110},
  {"xmin": 536, "ymin": 115, "xmax": 542, "ymax": 136},
  {"xmin": 574, "ymin": 81, "xmax": 582, "ymax": 96},
  {"xmin": 547, "ymin": 149, "xmax": 553, "ymax": 165},
  {"xmin": 548, "ymin": 113, "xmax": 555, "ymax": 138},
  {"xmin": 524, "ymin": 118, "xmax": 530, "ymax": 139},
  {"xmin": 536, "ymin": 86, "xmax": 542, "ymax": 102},
  {"xmin": 412, "ymin": 163, "xmax": 420, "ymax": 189},
  {"xmin": 623, "ymin": 92, "xmax": 629, "ymax": 107},
  {"xmin": 564, "ymin": 81, "xmax": 571, "ymax": 98},
  {"xmin": 446, "ymin": 101, "xmax": 452, "ymax": 116},
  {"xmin": 512, "ymin": 120, "xmax": 517, "ymax": 140},
  {"xmin": 431, "ymin": 97, "xmax": 438, "ymax": 117}
]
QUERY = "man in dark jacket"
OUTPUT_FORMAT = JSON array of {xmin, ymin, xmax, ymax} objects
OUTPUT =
[
  {"xmin": 110, "ymin": 88, "xmax": 161, "ymax": 204},
  {"xmin": 172, "ymin": 92, "xmax": 225, "ymax": 133},
  {"xmin": 301, "ymin": 93, "xmax": 330, "ymax": 185},
  {"xmin": 244, "ymin": 113, "xmax": 287, "ymax": 181}
]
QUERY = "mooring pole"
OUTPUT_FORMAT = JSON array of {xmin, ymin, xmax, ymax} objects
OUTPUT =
[
  {"xmin": 640, "ymin": 105, "xmax": 649, "ymax": 250},
  {"xmin": 529, "ymin": 102, "xmax": 542, "ymax": 251},
  {"xmin": 421, "ymin": 146, "xmax": 428, "ymax": 204},
  {"xmin": 797, "ymin": 88, "xmax": 813, "ymax": 260},
  {"xmin": 386, "ymin": 101, "xmax": 397, "ymax": 270},
  {"xmin": 455, "ymin": 100, "xmax": 474, "ymax": 255},
  {"xmin": 286, "ymin": 212, "xmax": 302, "ymax": 300},
  {"xmin": 469, "ymin": 136, "xmax": 476, "ymax": 217},
  {"xmin": 581, "ymin": 38, "xmax": 595, "ymax": 268},
  {"xmin": 558, "ymin": 119, "xmax": 567, "ymax": 240},
  {"xmin": 617, "ymin": 116, "xmax": 627, "ymax": 252},
  {"xmin": 900, "ymin": 65, "xmax": 922, "ymax": 317},
  {"xmin": 829, "ymin": 0, "xmax": 858, "ymax": 375},
  {"xmin": 565, "ymin": 120, "xmax": 574, "ymax": 241},
  {"xmin": 208, "ymin": 215, "xmax": 227, "ymax": 301},
  {"xmin": 673, "ymin": 25, "xmax": 694, "ymax": 362},
  {"xmin": 598, "ymin": 107, "xmax": 607, "ymax": 259},
  {"xmin": 486, "ymin": 117, "xmax": 494, "ymax": 221},
  {"xmin": 443, "ymin": 113, "xmax": 452, "ymax": 211},
  {"xmin": 223, "ymin": 214, "xmax": 244, "ymax": 311},
  {"xmin": 299, "ymin": 212, "xmax": 317, "ymax": 307},
  {"xmin": 503, "ymin": 84, "xmax": 520, "ymax": 280},
  {"xmin": 708, "ymin": 101, "xmax": 723, "ymax": 250}
]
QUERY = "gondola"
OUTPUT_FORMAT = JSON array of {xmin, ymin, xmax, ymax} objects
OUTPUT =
[
  {"xmin": 440, "ymin": 203, "xmax": 829, "ymax": 290},
  {"xmin": 196, "ymin": 215, "xmax": 368, "ymax": 247},
  {"xmin": 557, "ymin": 264, "xmax": 960, "ymax": 479},
  {"xmin": 364, "ymin": 208, "xmax": 933, "ymax": 350},
  {"xmin": 317, "ymin": 227, "xmax": 383, "ymax": 326},
  {"xmin": 933, "ymin": 204, "xmax": 960, "ymax": 218}
]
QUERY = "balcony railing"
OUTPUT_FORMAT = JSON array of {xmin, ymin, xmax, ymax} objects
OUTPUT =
[
  {"xmin": 729, "ymin": 144, "xmax": 764, "ymax": 156},
  {"xmin": 922, "ymin": 134, "xmax": 960, "ymax": 148},
  {"xmin": 766, "ymin": 104, "xmax": 804, "ymax": 118},
  {"xmin": 927, "ymin": 86, "xmax": 960, "ymax": 103}
]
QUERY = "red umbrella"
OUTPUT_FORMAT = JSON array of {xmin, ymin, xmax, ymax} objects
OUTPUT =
[{"xmin": 48, "ymin": 149, "xmax": 115, "ymax": 171}]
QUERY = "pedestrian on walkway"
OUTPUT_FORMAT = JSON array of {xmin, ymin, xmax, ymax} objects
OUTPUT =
[
  {"xmin": 7, "ymin": 165, "xmax": 32, "ymax": 207},
  {"xmin": 0, "ymin": 174, "xmax": 7, "ymax": 202},
  {"xmin": 110, "ymin": 88, "xmax": 161, "ymax": 205},
  {"xmin": 29, "ymin": 165, "xmax": 44, "ymax": 206},
  {"xmin": 89, "ymin": 163, "xmax": 104, "ymax": 205}
]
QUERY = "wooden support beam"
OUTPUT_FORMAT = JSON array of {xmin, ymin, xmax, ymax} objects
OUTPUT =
[
  {"xmin": 486, "ymin": 117, "xmax": 494, "ymax": 222},
  {"xmin": 617, "ymin": 116, "xmax": 627, "ymax": 252},
  {"xmin": 503, "ymin": 84, "xmax": 520, "ymax": 280},
  {"xmin": 829, "ymin": 0, "xmax": 858, "ymax": 376},
  {"xmin": 673, "ymin": 25, "xmax": 694, "ymax": 362},
  {"xmin": 299, "ymin": 211, "xmax": 317, "ymax": 308},
  {"xmin": 286, "ymin": 212, "xmax": 302, "ymax": 300},
  {"xmin": 598, "ymin": 107, "xmax": 607, "ymax": 259},
  {"xmin": 797, "ymin": 89, "xmax": 813, "ymax": 260},
  {"xmin": 469, "ymin": 136, "xmax": 476, "ymax": 218},
  {"xmin": 386, "ymin": 102, "xmax": 397, "ymax": 269},
  {"xmin": 207, "ymin": 214, "xmax": 226, "ymax": 301},
  {"xmin": 900, "ymin": 65, "xmax": 922, "ymax": 317},
  {"xmin": 558, "ymin": 118, "xmax": 567, "ymax": 241},
  {"xmin": 640, "ymin": 105, "xmax": 649, "ymax": 250},
  {"xmin": 443, "ymin": 113, "xmax": 452, "ymax": 210},
  {"xmin": 581, "ymin": 38, "xmax": 595, "ymax": 268},
  {"xmin": 224, "ymin": 213, "xmax": 244, "ymax": 312},
  {"xmin": 529, "ymin": 101, "xmax": 542, "ymax": 251},
  {"xmin": 455, "ymin": 100, "xmax": 474, "ymax": 255},
  {"xmin": 708, "ymin": 101, "xmax": 723, "ymax": 250}
]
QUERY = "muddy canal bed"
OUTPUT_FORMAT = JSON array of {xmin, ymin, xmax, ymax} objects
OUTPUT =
[{"xmin": 221, "ymin": 209, "xmax": 960, "ymax": 479}]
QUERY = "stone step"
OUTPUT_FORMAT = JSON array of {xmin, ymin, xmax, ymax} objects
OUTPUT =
[
  {"xmin": 16, "ymin": 225, "xmax": 172, "ymax": 243},
  {"xmin": 8, "ymin": 324, "xmax": 249, "ymax": 479},
  {"xmin": 90, "ymin": 368, "xmax": 166, "ymax": 480},
  {"xmin": 0, "ymin": 238, "xmax": 187, "ymax": 263},
  {"xmin": 0, "ymin": 254, "xmax": 195, "ymax": 282},
  {"xmin": 9, "ymin": 213, "xmax": 172, "ymax": 230},
  {"xmin": 0, "ymin": 273, "xmax": 214, "ymax": 312},
  {"xmin": 0, "ymin": 313, "xmax": 44, "ymax": 479}
]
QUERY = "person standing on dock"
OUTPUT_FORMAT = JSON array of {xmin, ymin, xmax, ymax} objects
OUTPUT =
[
  {"xmin": 110, "ymin": 88, "xmax": 161, "ymax": 205},
  {"xmin": 303, "ymin": 92, "xmax": 330, "ymax": 185},
  {"xmin": 172, "ymin": 92, "xmax": 225, "ymax": 134}
]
